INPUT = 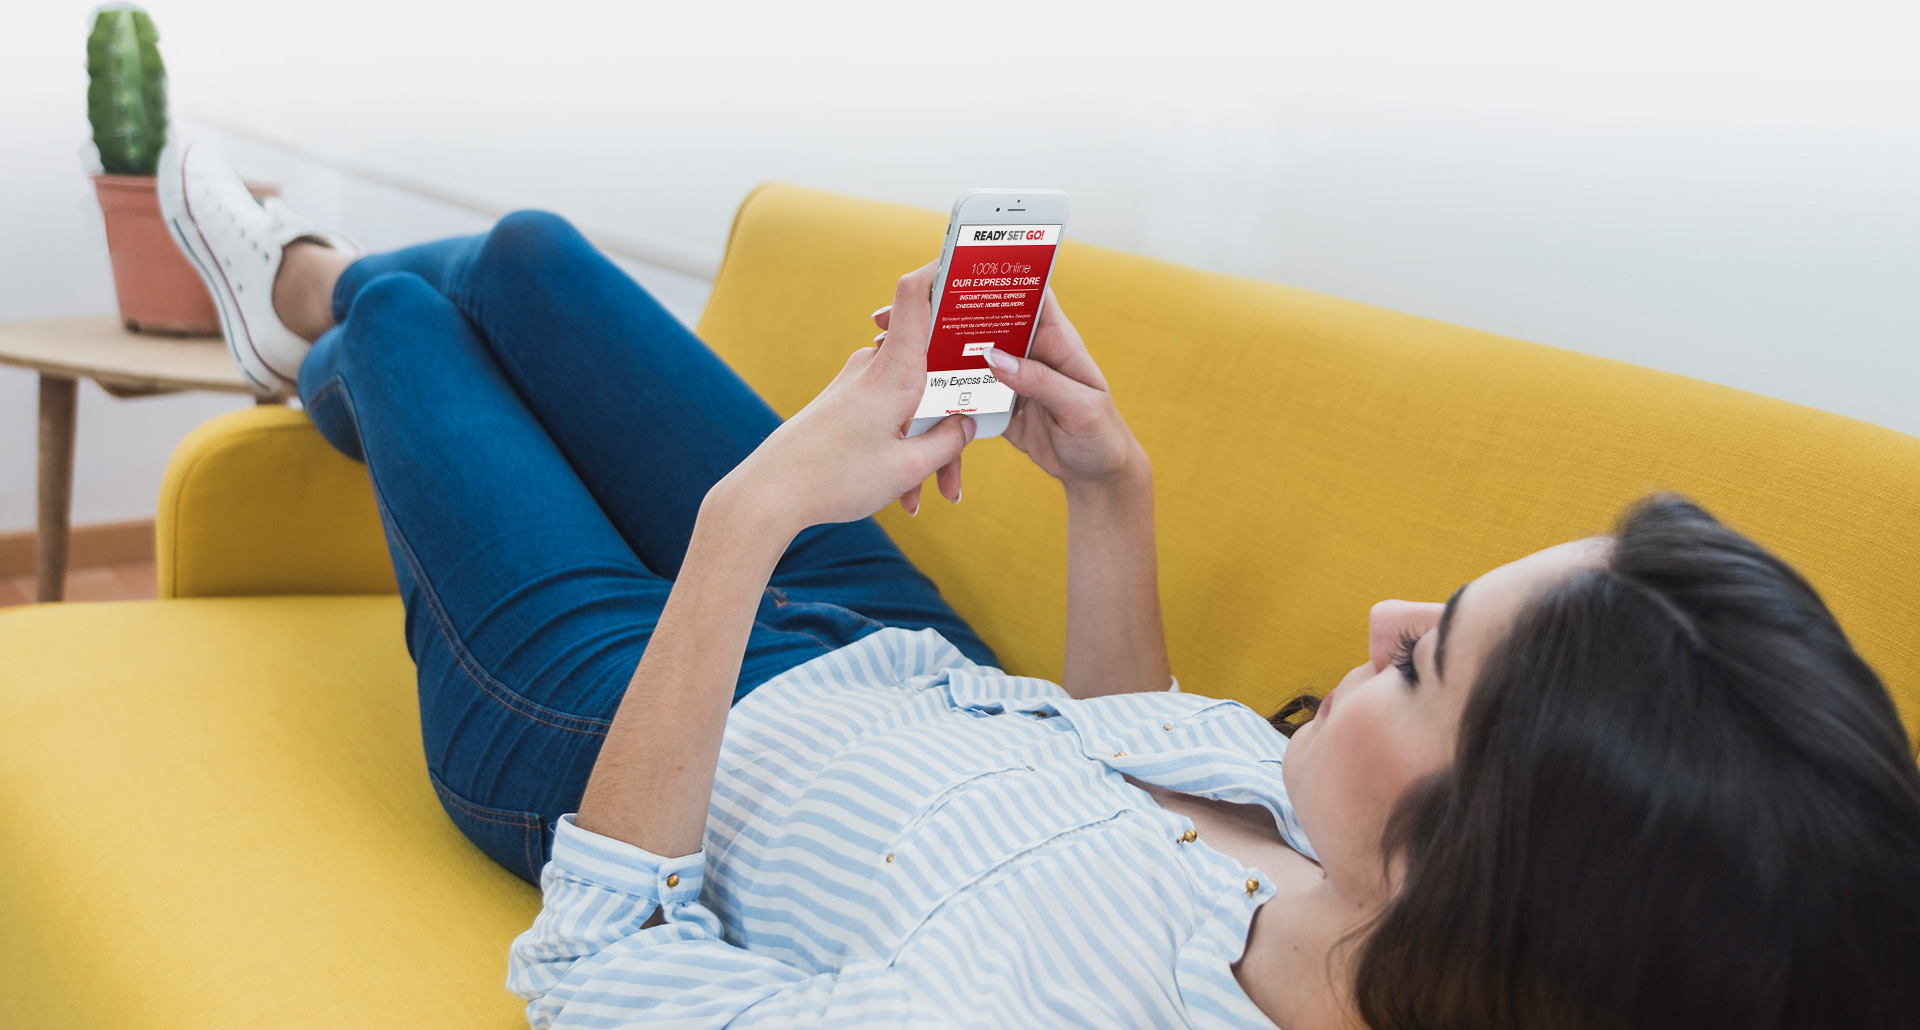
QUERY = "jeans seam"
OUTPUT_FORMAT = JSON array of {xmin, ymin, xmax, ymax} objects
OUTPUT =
[
  {"xmin": 759, "ymin": 589, "xmax": 886, "ymax": 647},
  {"xmin": 306, "ymin": 375, "xmax": 347, "ymax": 413},
  {"xmin": 429, "ymin": 772, "xmax": 540, "ymax": 880},
  {"xmin": 752, "ymin": 617, "xmax": 838, "ymax": 653},
  {"xmin": 383, "ymin": 494, "xmax": 613, "ymax": 737},
  {"xmin": 327, "ymin": 373, "xmax": 613, "ymax": 738}
]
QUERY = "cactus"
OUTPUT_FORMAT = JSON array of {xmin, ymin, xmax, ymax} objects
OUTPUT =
[{"xmin": 86, "ymin": 6, "xmax": 168, "ymax": 176}]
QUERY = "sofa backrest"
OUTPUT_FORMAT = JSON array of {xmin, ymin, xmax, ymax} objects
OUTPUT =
[
  {"xmin": 159, "ymin": 405, "xmax": 397, "ymax": 599},
  {"xmin": 697, "ymin": 184, "xmax": 1920, "ymax": 745}
]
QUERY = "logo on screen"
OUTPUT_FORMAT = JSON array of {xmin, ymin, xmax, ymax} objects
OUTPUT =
[{"xmin": 970, "ymin": 228, "xmax": 1052, "ymax": 242}]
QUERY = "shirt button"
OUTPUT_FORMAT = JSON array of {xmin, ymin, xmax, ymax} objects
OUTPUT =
[
  {"xmin": 1179, "ymin": 829, "xmax": 1198, "ymax": 843},
  {"xmin": 666, "ymin": 874, "xmax": 680, "ymax": 888},
  {"xmin": 1163, "ymin": 723, "xmax": 1173, "ymax": 730},
  {"xmin": 885, "ymin": 853, "xmax": 895, "ymax": 863},
  {"xmin": 1026, "ymin": 764, "xmax": 1036, "ymax": 771},
  {"xmin": 1114, "ymin": 751, "xmax": 1126, "ymax": 758},
  {"xmin": 1245, "ymin": 877, "xmax": 1260, "ymax": 896}
]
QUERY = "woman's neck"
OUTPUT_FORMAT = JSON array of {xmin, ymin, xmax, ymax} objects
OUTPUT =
[
  {"xmin": 1123, "ymin": 777, "xmax": 1378, "ymax": 1028},
  {"xmin": 1235, "ymin": 876, "xmax": 1376, "ymax": 1030}
]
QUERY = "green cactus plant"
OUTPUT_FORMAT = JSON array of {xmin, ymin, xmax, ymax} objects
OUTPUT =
[{"xmin": 86, "ymin": 5, "xmax": 169, "ymax": 177}]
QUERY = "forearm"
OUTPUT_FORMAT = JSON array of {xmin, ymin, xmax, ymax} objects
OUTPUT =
[
  {"xmin": 574, "ymin": 485, "xmax": 791, "ymax": 858},
  {"xmin": 1061, "ymin": 449, "xmax": 1171, "ymax": 698}
]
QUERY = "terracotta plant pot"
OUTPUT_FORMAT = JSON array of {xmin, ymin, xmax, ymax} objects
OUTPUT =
[{"xmin": 92, "ymin": 174, "xmax": 278, "ymax": 336}]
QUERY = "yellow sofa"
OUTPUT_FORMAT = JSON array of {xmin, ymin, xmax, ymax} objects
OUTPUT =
[{"xmin": 4, "ymin": 184, "xmax": 1917, "ymax": 1029}]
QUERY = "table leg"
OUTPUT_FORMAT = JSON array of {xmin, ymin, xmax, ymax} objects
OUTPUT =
[{"xmin": 36, "ymin": 374, "xmax": 78, "ymax": 603}]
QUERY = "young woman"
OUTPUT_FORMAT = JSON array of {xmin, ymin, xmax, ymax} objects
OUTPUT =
[{"xmin": 162, "ymin": 142, "xmax": 1920, "ymax": 1030}]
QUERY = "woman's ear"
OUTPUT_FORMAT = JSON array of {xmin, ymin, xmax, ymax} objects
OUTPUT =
[{"xmin": 1367, "ymin": 600, "xmax": 1447, "ymax": 674}]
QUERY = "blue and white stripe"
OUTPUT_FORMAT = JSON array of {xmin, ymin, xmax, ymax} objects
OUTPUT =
[{"xmin": 508, "ymin": 628, "xmax": 1312, "ymax": 1028}]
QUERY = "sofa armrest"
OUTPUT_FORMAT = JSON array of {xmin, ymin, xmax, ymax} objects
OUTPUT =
[{"xmin": 157, "ymin": 406, "xmax": 396, "ymax": 598}]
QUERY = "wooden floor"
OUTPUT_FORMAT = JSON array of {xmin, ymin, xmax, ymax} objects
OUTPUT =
[{"xmin": 0, "ymin": 561, "xmax": 156, "ymax": 608}]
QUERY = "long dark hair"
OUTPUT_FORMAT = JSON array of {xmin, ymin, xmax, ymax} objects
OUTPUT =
[{"xmin": 1290, "ymin": 495, "xmax": 1920, "ymax": 1028}]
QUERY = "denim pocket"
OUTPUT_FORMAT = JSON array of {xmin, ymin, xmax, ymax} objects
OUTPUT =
[
  {"xmin": 761, "ymin": 592, "xmax": 886, "ymax": 652},
  {"xmin": 429, "ymin": 770, "xmax": 549, "ymax": 884}
]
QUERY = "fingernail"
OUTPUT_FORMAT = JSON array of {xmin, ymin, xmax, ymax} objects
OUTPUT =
[
  {"xmin": 872, "ymin": 330, "xmax": 887, "ymax": 344},
  {"xmin": 953, "ymin": 488, "xmax": 962, "ymax": 505},
  {"xmin": 983, "ymin": 347, "xmax": 1017, "ymax": 374},
  {"xmin": 871, "ymin": 304, "xmax": 891, "ymax": 319},
  {"xmin": 962, "ymin": 416, "xmax": 978, "ymax": 443},
  {"xmin": 907, "ymin": 500, "xmax": 919, "ymax": 517}
]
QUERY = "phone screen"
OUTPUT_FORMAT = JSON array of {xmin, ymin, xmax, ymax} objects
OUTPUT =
[{"xmin": 913, "ymin": 223, "xmax": 1062, "ymax": 419}]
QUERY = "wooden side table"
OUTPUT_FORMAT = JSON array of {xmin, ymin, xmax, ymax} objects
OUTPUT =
[{"xmin": 0, "ymin": 315, "xmax": 280, "ymax": 602}]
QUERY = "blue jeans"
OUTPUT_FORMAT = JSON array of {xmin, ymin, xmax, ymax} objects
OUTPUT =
[{"xmin": 298, "ymin": 211, "xmax": 995, "ymax": 884}]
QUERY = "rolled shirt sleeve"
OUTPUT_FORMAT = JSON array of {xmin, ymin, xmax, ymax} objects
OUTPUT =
[{"xmin": 508, "ymin": 816, "xmax": 922, "ymax": 1029}]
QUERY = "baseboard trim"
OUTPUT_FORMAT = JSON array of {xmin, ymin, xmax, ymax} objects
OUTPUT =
[{"xmin": 0, "ymin": 519, "xmax": 155, "ymax": 577}]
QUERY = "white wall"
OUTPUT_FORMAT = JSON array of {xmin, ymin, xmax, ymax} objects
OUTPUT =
[
  {"xmin": 3, "ymin": 0, "xmax": 1916, "ymax": 533},
  {"xmin": 0, "ymin": 14, "xmax": 251, "ymax": 536}
]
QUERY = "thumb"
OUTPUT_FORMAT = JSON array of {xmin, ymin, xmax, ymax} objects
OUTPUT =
[{"xmin": 901, "ymin": 413, "xmax": 977, "ymax": 473}]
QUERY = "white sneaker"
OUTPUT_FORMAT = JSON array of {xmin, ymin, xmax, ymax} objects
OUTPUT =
[{"xmin": 157, "ymin": 141, "xmax": 352, "ymax": 395}]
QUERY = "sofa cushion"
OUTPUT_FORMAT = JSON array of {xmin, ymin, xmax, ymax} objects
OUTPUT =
[{"xmin": 0, "ymin": 597, "xmax": 537, "ymax": 1028}]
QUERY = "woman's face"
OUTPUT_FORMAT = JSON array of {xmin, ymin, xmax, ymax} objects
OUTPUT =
[{"xmin": 1283, "ymin": 538, "xmax": 1609, "ymax": 898}]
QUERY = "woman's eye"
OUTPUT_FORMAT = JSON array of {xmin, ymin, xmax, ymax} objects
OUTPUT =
[{"xmin": 1392, "ymin": 629, "xmax": 1421, "ymax": 686}]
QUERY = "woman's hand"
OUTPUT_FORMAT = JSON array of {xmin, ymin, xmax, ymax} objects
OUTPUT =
[
  {"xmin": 711, "ymin": 262, "xmax": 974, "ymax": 540},
  {"xmin": 871, "ymin": 288, "xmax": 1144, "ymax": 492},
  {"xmin": 869, "ymin": 272, "xmax": 1167, "ymax": 699}
]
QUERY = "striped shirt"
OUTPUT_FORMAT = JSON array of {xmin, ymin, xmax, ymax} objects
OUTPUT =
[{"xmin": 508, "ymin": 627, "xmax": 1315, "ymax": 1029}]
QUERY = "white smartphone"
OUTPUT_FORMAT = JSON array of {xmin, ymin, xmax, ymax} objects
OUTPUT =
[{"xmin": 906, "ymin": 188, "xmax": 1070, "ymax": 438}]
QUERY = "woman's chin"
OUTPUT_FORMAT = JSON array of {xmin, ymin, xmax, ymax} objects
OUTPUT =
[{"xmin": 1285, "ymin": 718, "xmax": 1319, "ymax": 770}]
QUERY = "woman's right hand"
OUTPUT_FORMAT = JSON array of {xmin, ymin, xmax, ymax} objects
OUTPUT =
[
  {"xmin": 711, "ymin": 263, "xmax": 975, "ymax": 540},
  {"xmin": 871, "ymin": 290, "xmax": 1146, "ymax": 492}
]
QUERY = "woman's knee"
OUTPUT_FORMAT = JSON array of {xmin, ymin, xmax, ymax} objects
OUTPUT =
[
  {"xmin": 476, "ymin": 210, "xmax": 594, "ymax": 280},
  {"xmin": 299, "ymin": 272, "xmax": 463, "ymax": 450},
  {"xmin": 338, "ymin": 268, "xmax": 441, "ymax": 322},
  {"xmin": 331, "ymin": 271, "xmax": 461, "ymax": 363},
  {"xmin": 301, "ymin": 272, "xmax": 435, "ymax": 402}
]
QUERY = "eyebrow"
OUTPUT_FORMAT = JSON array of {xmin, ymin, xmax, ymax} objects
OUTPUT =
[{"xmin": 1435, "ymin": 583, "xmax": 1468, "ymax": 683}]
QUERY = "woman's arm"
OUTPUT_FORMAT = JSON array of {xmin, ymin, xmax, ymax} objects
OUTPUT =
[
  {"xmin": 876, "ymin": 291, "xmax": 1171, "ymax": 698},
  {"xmin": 572, "ymin": 491, "xmax": 789, "ymax": 856},
  {"xmin": 1062, "ymin": 459, "xmax": 1172, "ymax": 697},
  {"xmin": 576, "ymin": 266, "xmax": 974, "ymax": 858}
]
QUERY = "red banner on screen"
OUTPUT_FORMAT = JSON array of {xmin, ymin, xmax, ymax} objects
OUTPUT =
[
  {"xmin": 913, "ymin": 224, "xmax": 1061, "ymax": 419},
  {"xmin": 926, "ymin": 225, "xmax": 1060, "ymax": 373}
]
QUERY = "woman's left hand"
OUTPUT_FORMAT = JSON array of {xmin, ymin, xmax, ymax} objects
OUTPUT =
[
  {"xmin": 873, "ymin": 287, "xmax": 1143, "ymax": 493},
  {"xmin": 709, "ymin": 262, "xmax": 974, "ymax": 540}
]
